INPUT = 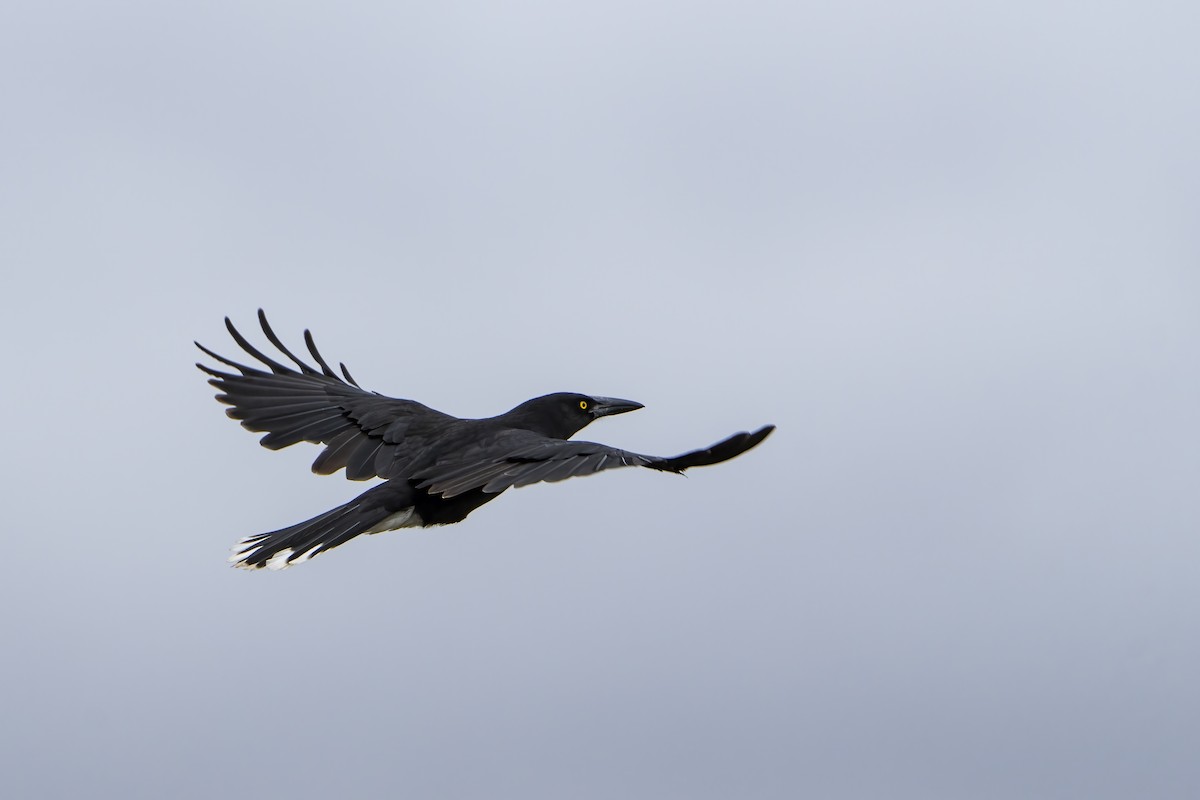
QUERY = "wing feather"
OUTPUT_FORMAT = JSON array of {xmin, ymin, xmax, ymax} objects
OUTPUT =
[
  {"xmin": 345, "ymin": 439, "xmax": 386, "ymax": 481},
  {"xmin": 311, "ymin": 429, "xmax": 362, "ymax": 475},
  {"xmin": 418, "ymin": 426, "xmax": 774, "ymax": 498},
  {"xmin": 196, "ymin": 311, "xmax": 454, "ymax": 480}
]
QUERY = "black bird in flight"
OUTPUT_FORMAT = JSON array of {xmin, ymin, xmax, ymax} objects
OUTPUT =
[{"xmin": 196, "ymin": 311, "xmax": 775, "ymax": 570}]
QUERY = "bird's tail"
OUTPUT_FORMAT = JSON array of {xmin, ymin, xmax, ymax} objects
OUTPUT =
[{"xmin": 228, "ymin": 487, "xmax": 417, "ymax": 571}]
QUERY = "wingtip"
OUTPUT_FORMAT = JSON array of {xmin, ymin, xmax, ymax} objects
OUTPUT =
[{"xmin": 747, "ymin": 424, "xmax": 775, "ymax": 448}]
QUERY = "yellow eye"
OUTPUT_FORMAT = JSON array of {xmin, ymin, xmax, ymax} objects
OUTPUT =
[{"xmin": 579, "ymin": 400, "xmax": 588, "ymax": 410}]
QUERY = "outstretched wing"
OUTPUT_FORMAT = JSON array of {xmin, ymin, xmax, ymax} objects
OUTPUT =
[
  {"xmin": 196, "ymin": 310, "xmax": 455, "ymax": 480},
  {"xmin": 417, "ymin": 425, "xmax": 775, "ymax": 498}
]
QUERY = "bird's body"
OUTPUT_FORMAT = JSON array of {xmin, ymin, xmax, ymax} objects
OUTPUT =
[{"xmin": 197, "ymin": 311, "xmax": 774, "ymax": 570}]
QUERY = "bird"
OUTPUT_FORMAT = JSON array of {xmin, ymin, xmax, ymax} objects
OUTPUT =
[{"xmin": 196, "ymin": 311, "xmax": 775, "ymax": 570}]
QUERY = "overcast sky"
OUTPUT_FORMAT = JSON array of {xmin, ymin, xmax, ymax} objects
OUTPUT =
[{"xmin": 2, "ymin": 2, "xmax": 1199, "ymax": 798}]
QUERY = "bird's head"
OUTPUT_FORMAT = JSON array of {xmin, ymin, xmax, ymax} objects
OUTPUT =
[{"xmin": 507, "ymin": 392, "xmax": 644, "ymax": 439}]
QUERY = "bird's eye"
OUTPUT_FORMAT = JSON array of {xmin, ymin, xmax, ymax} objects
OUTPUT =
[{"xmin": 579, "ymin": 400, "xmax": 589, "ymax": 410}]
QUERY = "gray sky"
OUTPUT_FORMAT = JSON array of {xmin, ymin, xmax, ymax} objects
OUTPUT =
[{"xmin": 2, "ymin": 2, "xmax": 1198, "ymax": 798}]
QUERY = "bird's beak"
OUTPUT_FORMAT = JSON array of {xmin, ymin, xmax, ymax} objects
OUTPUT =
[{"xmin": 590, "ymin": 396, "xmax": 644, "ymax": 418}]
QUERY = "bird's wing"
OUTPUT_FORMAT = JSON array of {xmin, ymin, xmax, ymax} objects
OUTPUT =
[
  {"xmin": 196, "ymin": 310, "xmax": 456, "ymax": 480},
  {"xmin": 416, "ymin": 425, "xmax": 775, "ymax": 498}
]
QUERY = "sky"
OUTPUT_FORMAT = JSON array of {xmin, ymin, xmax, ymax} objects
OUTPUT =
[{"xmin": 2, "ymin": 1, "xmax": 1199, "ymax": 798}]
